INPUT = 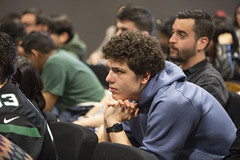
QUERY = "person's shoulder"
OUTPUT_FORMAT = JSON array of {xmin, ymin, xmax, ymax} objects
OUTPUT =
[
  {"xmin": 193, "ymin": 60, "xmax": 224, "ymax": 82},
  {"xmin": 0, "ymin": 82, "xmax": 46, "ymax": 127},
  {"xmin": 46, "ymin": 49, "xmax": 76, "ymax": 65}
]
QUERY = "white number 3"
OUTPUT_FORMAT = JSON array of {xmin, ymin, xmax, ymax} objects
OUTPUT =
[{"xmin": 0, "ymin": 93, "xmax": 19, "ymax": 108}]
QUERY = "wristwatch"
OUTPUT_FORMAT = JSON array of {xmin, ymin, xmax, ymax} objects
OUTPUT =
[{"xmin": 106, "ymin": 123, "xmax": 123, "ymax": 133}]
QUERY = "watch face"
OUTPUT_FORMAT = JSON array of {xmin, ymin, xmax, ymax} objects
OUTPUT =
[{"xmin": 113, "ymin": 123, "xmax": 123, "ymax": 132}]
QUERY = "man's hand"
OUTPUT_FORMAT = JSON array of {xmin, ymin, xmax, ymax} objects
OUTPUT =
[{"xmin": 104, "ymin": 99, "xmax": 139, "ymax": 127}]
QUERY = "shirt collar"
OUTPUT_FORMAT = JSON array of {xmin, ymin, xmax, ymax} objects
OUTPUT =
[{"xmin": 183, "ymin": 58, "xmax": 208, "ymax": 75}]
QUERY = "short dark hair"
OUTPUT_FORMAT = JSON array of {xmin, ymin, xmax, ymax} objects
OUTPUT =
[
  {"xmin": 176, "ymin": 9, "xmax": 214, "ymax": 44},
  {"xmin": 116, "ymin": 5, "xmax": 155, "ymax": 35},
  {"xmin": 0, "ymin": 21, "xmax": 26, "ymax": 45},
  {"xmin": 0, "ymin": 32, "xmax": 17, "ymax": 83},
  {"xmin": 22, "ymin": 31, "xmax": 55, "ymax": 54},
  {"xmin": 156, "ymin": 16, "xmax": 175, "ymax": 38},
  {"xmin": 21, "ymin": 8, "xmax": 48, "ymax": 25},
  {"xmin": 47, "ymin": 14, "xmax": 74, "ymax": 43},
  {"xmin": 103, "ymin": 31, "xmax": 165, "ymax": 77}
]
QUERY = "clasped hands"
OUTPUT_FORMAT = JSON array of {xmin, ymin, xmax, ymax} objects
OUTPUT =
[{"xmin": 104, "ymin": 99, "xmax": 139, "ymax": 126}]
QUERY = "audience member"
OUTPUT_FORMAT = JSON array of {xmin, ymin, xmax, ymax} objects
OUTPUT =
[
  {"xmin": 101, "ymin": 30, "xmax": 236, "ymax": 159},
  {"xmin": 156, "ymin": 16, "xmax": 175, "ymax": 59},
  {"xmin": 74, "ymin": 4, "xmax": 155, "ymax": 132},
  {"xmin": 0, "ymin": 32, "xmax": 57, "ymax": 160},
  {"xmin": 87, "ymin": 4, "xmax": 155, "ymax": 65},
  {"xmin": 22, "ymin": 31, "xmax": 105, "ymax": 122},
  {"xmin": 13, "ymin": 56, "xmax": 45, "ymax": 111},
  {"xmin": 47, "ymin": 14, "xmax": 87, "ymax": 60},
  {"xmin": 169, "ymin": 9, "xmax": 229, "ymax": 107},
  {"xmin": 20, "ymin": 8, "xmax": 48, "ymax": 34},
  {"xmin": 0, "ymin": 21, "xmax": 26, "ymax": 55},
  {"xmin": 115, "ymin": 5, "xmax": 155, "ymax": 36},
  {"xmin": 233, "ymin": 4, "xmax": 240, "ymax": 53},
  {"xmin": 0, "ymin": 134, "xmax": 33, "ymax": 160},
  {"xmin": 12, "ymin": 56, "xmax": 58, "ymax": 123},
  {"xmin": 206, "ymin": 18, "xmax": 240, "ymax": 81}
]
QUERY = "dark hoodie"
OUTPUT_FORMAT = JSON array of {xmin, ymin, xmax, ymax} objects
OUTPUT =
[{"xmin": 123, "ymin": 61, "xmax": 236, "ymax": 160}]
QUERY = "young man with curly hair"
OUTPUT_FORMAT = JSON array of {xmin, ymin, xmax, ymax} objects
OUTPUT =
[{"xmin": 101, "ymin": 31, "xmax": 236, "ymax": 159}]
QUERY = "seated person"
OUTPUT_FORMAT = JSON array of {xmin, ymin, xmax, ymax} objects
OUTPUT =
[
  {"xmin": 169, "ymin": 9, "xmax": 229, "ymax": 108},
  {"xmin": 12, "ymin": 56, "xmax": 58, "ymax": 123},
  {"xmin": 74, "ymin": 4, "xmax": 156, "ymax": 132},
  {"xmin": 206, "ymin": 17, "xmax": 240, "ymax": 81},
  {"xmin": 100, "ymin": 31, "xmax": 236, "ymax": 159},
  {"xmin": 47, "ymin": 14, "xmax": 86, "ymax": 60},
  {"xmin": 20, "ymin": 8, "xmax": 48, "ymax": 34},
  {"xmin": 0, "ymin": 32, "xmax": 57, "ymax": 160},
  {"xmin": 22, "ymin": 31, "xmax": 105, "ymax": 122}
]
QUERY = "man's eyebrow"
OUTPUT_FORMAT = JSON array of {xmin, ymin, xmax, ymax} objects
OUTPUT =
[{"xmin": 111, "ymin": 66, "xmax": 121, "ymax": 70}]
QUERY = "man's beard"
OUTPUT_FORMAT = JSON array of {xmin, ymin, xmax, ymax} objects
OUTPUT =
[{"xmin": 168, "ymin": 43, "xmax": 184, "ymax": 62}]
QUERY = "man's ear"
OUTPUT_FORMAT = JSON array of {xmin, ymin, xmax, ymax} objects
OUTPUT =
[
  {"xmin": 142, "ymin": 31, "xmax": 150, "ymax": 36},
  {"xmin": 37, "ymin": 24, "xmax": 47, "ymax": 32},
  {"xmin": 31, "ymin": 49, "xmax": 39, "ymax": 58},
  {"xmin": 141, "ymin": 71, "xmax": 151, "ymax": 85},
  {"xmin": 59, "ymin": 32, "xmax": 69, "ymax": 44},
  {"xmin": 197, "ymin": 37, "xmax": 209, "ymax": 51}
]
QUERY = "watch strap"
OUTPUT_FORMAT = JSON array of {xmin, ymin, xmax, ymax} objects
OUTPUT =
[{"xmin": 106, "ymin": 123, "xmax": 123, "ymax": 133}]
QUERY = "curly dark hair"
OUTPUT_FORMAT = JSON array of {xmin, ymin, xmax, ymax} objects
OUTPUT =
[
  {"xmin": 103, "ymin": 31, "xmax": 166, "ymax": 77},
  {"xmin": 0, "ymin": 32, "xmax": 17, "ymax": 84}
]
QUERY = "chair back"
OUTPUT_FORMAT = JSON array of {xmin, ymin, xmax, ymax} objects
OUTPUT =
[
  {"xmin": 92, "ymin": 142, "xmax": 158, "ymax": 160},
  {"xmin": 49, "ymin": 121, "xmax": 98, "ymax": 160}
]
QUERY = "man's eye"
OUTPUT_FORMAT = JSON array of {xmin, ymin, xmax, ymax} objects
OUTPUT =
[
  {"xmin": 116, "ymin": 69, "xmax": 122, "ymax": 73},
  {"xmin": 114, "ymin": 69, "xmax": 123, "ymax": 74},
  {"xmin": 179, "ymin": 34, "xmax": 185, "ymax": 39}
]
